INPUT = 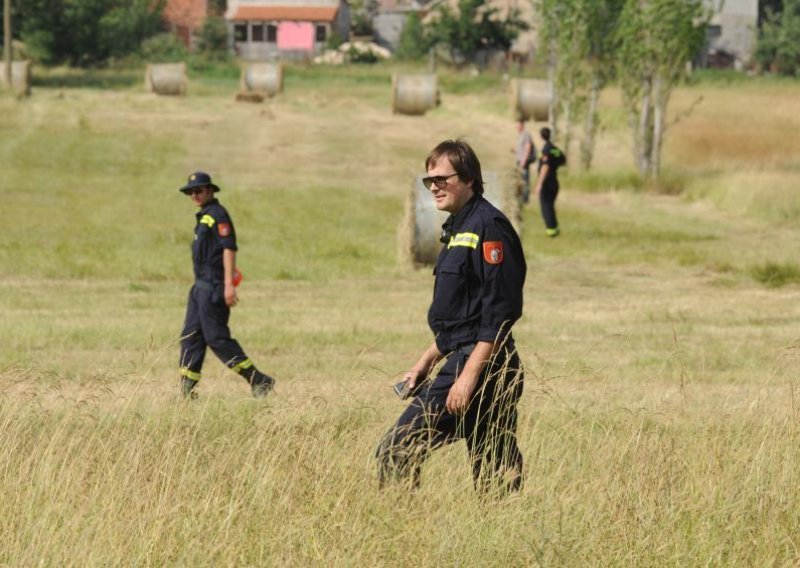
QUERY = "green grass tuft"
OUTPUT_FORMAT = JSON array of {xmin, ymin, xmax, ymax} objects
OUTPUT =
[{"xmin": 749, "ymin": 262, "xmax": 800, "ymax": 288}]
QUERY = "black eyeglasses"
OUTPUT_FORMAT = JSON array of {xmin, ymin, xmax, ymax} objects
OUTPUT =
[
  {"xmin": 185, "ymin": 187, "xmax": 206, "ymax": 196},
  {"xmin": 422, "ymin": 173, "xmax": 458, "ymax": 190}
]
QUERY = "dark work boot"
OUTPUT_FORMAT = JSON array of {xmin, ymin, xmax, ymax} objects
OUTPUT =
[
  {"xmin": 251, "ymin": 371, "xmax": 275, "ymax": 399},
  {"xmin": 181, "ymin": 377, "xmax": 199, "ymax": 400}
]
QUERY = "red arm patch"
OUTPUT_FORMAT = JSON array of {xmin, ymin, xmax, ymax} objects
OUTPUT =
[
  {"xmin": 483, "ymin": 241, "xmax": 503, "ymax": 264},
  {"xmin": 218, "ymin": 223, "xmax": 231, "ymax": 237}
]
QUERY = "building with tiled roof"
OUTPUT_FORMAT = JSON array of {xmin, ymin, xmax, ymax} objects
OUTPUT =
[{"xmin": 226, "ymin": 0, "xmax": 350, "ymax": 60}]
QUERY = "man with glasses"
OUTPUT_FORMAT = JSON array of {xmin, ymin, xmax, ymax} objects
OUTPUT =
[
  {"xmin": 376, "ymin": 140, "xmax": 527, "ymax": 494},
  {"xmin": 177, "ymin": 171, "xmax": 275, "ymax": 399}
]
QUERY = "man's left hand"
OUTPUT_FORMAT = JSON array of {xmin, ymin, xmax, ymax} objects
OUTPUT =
[
  {"xmin": 446, "ymin": 374, "xmax": 478, "ymax": 414},
  {"xmin": 224, "ymin": 283, "xmax": 238, "ymax": 307}
]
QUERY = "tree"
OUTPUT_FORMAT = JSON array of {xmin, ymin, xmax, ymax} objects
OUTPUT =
[
  {"xmin": 98, "ymin": 0, "xmax": 167, "ymax": 61},
  {"xmin": 351, "ymin": 0, "xmax": 378, "ymax": 36},
  {"xmin": 756, "ymin": 0, "xmax": 800, "ymax": 76},
  {"xmin": 395, "ymin": 13, "xmax": 430, "ymax": 60},
  {"xmin": 428, "ymin": 0, "xmax": 526, "ymax": 65},
  {"xmin": 537, "ymin": 0, "xmax": 623, "ymax": 168},
  {"xmin": 3, "ymin": 0, "xmax": 11, "ymax": 86},
  {"xmin": 15, "ymin": 0, "xmax": 164, "ymax": 66},
  {"xmin": 579, "ymin": 0, "xmax": 625, "ymax": 170},
  {"xmin": 616, "ymin": 0, "xmax": 707, "ymax": 177},
  {"xmin": 539, "ymin": 0, "xmax": 591, "ymax": 157},
  {"xmin": 198, "ymin": 15, "xmax": 228, "ymax": 59}
]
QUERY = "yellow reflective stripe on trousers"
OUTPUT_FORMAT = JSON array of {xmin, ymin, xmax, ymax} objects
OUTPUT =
[
  {"xmin": 200, "ymin": 214, "xmax": 215, "ymax": 228},
  {"xmin": 447, "ymin": 232, "xmax": 479, "ymax": 249},
  {"xmin": 232, "ymin": 358, "xmax": 253, "ymax": 372},
  {"xmin": 180, "ymin": 368, "xmax": 201, "ymax": 381}
]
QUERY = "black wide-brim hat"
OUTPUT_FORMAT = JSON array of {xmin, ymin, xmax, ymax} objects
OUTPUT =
[{"xmin": 179, "ymin": 171, "xmax": 221, "ymax": 194}]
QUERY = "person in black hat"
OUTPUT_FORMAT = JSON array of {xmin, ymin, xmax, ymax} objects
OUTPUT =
[{"xmin": 177, "ymin": 171, "xmax": 275, "ymax": 399}]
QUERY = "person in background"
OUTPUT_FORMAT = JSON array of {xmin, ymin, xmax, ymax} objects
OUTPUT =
[
  {"xmin": 515, "ymin": 119, "xmax": 537, "ymax": 204},
  {"xmin": 533, "ymin": 127, "xmax": 566, "ymax": 237}
]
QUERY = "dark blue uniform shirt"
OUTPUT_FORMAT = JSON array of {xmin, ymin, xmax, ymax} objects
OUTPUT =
[
  {"xmin": 428, "ymin": 195, "xmax": 526, "ymax": 353},
  {"xmin": 538, "ymin": 141, "xmax": 564, "ymax": 185},
  {"xmin": 192, "ymin": 199, "xmax": 237, "ymax": 283}
]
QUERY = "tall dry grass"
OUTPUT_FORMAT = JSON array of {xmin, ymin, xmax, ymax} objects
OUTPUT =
[
  {"xmin": 3, "ymin": 354, "xmax": 800, "ymax": 565},
  {"xmin": 1, "ymin": 66, "xmax": 800, "ymax": 564}
]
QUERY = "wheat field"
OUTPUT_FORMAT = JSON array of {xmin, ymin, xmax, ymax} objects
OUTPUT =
[{"xmin": 1, "ymin": 65, "xmax": 800, "ymax": 565}]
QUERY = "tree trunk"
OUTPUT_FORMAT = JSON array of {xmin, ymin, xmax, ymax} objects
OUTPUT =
[
  {"xmin": 580, "ymin": 71, "xmax": 602, "ymax": 170},
  {"xmin": 650, "ymin": 72, "xmax": 670, "ymax": 179},
  {"xmin": 562, "ymin": 73, "xmax": 574, "ymax": 157},
  {"xmin": 547, "ymin": 39, "xmax": 559, "ymax": 138},
  {"xmin": 3, "ymin": 0, "xmax": 10, "ymax": 88},
  {"xmin": 637, "ymin": 76, "xmax": 653, "ymax": 176}
]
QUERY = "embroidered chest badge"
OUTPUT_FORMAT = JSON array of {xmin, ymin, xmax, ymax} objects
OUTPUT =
[
  {"xmin": 218, "ymin": 222, "xmax": 231, "ymax": 237},
  {"xmin": 483, "ymin": 241, "xmax": 503, "ymax": 264}
]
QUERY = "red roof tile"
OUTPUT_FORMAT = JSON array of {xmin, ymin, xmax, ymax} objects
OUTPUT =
[{"xmin": 230, "ymin": 6, "xmax": 338, "ymax": 22}]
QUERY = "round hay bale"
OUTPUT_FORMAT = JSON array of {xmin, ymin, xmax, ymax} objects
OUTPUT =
[
  {"xmin": 0, "ymin": 61, "xmax": 32, "ymax": 97},
  {"xmin": 240, "ymin": 62, "xmax": 283, "ymax": 97},
  {"xmin": 145, "ymin": 63, "xmax": 187, "ymax": 96},
  {"xmin": 392, "ymin": 74, "xmax": 439, "ymax": 116},
  {"xmin": 400, "ymin": 170, "xmax": 522, "ymax": 266},
  {"xmin": 511, "ymin": 78, "xmax": 549, "ymax": 122},
  {"xmin": 396, "ymin": 188, "xmax": 417, "ymax": 269}
]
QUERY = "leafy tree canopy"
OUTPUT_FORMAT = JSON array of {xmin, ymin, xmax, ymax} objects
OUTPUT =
[
  {"xmin": 756, "ymin": 0, "xmax": 800, "ymax": 76},
  {"xmin": 14, "ymin": 0, "xmax": 165, "ymax": 66},
  {"xmin": 428, "ymin": 0, "xmax": 526, "ymax": 62}
]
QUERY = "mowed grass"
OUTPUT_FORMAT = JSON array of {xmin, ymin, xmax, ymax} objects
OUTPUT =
[{"xmin": 1, "ymin": 65, "xmax": 800, "ymax": 564}]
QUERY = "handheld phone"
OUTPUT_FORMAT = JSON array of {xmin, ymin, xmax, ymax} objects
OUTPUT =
[{"xmin": 393, "ymin": 380, "xmax": 410, "ymax": 399}]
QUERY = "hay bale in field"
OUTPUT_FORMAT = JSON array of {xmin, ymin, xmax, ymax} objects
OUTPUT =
[
  {"xmin": 510, "ymin": 78, "xmax": 549, "ymax": 122},
  {"xmin": 145, "ymin": 63, "xmax": 187, "ymax": 96},
  {"xmin": 0, "ymin": 61, "xmax": 32, "ymax": 97},
  {"xmin": 392, "ymin": 74, "xmax": 439, "ymax": 116},
  {"xmin": 399, "ymin": 170, "xmax": 522, "ymax": 266},
  {"xmin": 239, "ymin": 62, "xmax": 282, "ymax": 98}
]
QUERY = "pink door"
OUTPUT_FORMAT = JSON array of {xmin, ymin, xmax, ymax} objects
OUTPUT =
[{"xmin": 277, "ymin": 22, "xmax": 314, "ymax": 51}]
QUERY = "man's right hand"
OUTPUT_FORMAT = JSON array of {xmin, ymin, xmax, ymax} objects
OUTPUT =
[{"xmin": 403, "ymin": 368, "xmax": 424, "ymax": 390}]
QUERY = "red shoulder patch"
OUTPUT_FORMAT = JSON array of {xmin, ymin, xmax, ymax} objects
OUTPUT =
[
  {"xmin": 483, "ymin": 241, "xmax": 503, "ymax": 264},
  {"xmin": 218, "ymin": 223, "xmax": 231, "ymax": 237}
]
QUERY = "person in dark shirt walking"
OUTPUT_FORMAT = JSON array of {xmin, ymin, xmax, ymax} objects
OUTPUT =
[
  {"xmin": 376, "ymin": 141, "xmax": 527, "ymax": 494},
  {"xmin": 178, "ymin": 172, "xmax": 275, "ymax": 399},
  {"xmin": 533, "ymin": 127, "xmax": 566, "ymax": 237}
]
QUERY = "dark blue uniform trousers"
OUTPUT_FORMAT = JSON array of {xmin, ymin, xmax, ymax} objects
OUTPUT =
[
  {"xmin": 376, "ymin": 346, "xmax": 524, "ymax": 492},
  {"xmin": 540, "ymin": 180, "xmax": 559, "ymax": 230},
  {"xmin": 179, "ymin": 283, "xmax": 249, "ymax": 374}
]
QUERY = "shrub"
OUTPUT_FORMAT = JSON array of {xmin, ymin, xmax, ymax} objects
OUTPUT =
[
  {"xmin": 395, "ymin": 13, "xmax": 430, "ymax": 60},
  {"xmin": 348, "ymin": 45, "xmax": 380, "ymax": 64},
  {"xmin": 750, "ymin": 262, "xmax": 800, "ymax": 288},
  {"xmin": 198, "ymin": 16, "xmax": 229, "ymax": 60},
  {"xmin": 140, "ymin": 33, "xmax": 189, "ymax": 62},
  {"xmin": 326, "ymin": 31, "xmax": 344, "ymax": 51}
]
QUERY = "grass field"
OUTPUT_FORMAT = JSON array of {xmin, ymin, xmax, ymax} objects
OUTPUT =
[{"xmin": 2, "ymin": 63, "xmax": 800, "ymax": 565}]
